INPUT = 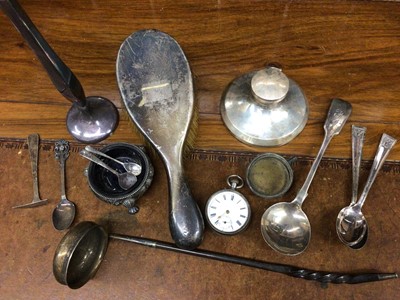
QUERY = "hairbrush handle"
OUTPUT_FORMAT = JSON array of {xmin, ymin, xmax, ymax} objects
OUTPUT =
[
  {"xmin": 168, "ymin": 168, "xmax": 204, "ymax": 250},
  {"xmin": 111, "ymin": 233, "xmax": 398, "ymax": 284}
]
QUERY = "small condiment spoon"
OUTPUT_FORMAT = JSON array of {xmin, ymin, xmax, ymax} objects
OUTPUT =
[
  {"xmin": 52, "ymin": 140, "xmax": 76, "ymax": 231},
  {"xmin": 84, "ymin": 145, "xmax": 142, "ymax": 176},
  {"xmin": 261, "ymin": 99, "xmax": 352, "ymax": 255},
  {"xmin": 336, "ymin": 133, "xmax": 397, "ymax": 248},
  {"xmin": 80, "ymin": 149, "xmax": 137, "ymax": 190}
]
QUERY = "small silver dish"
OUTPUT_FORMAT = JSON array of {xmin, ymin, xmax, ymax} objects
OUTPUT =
[
  {"xmin": 246, "ymin": 153, "xmax": 294, "ymax": 199},
  {"xmin": 86, "ymin": 143, "xmax": 154, "ymax": 214}
]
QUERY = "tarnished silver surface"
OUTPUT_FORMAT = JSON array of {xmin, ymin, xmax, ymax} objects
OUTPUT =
[
  {"xmin": 246, "ymin": 153, "xmax": 294, "ymax": 199},
  {"xmin": 261, "ymin": 99, "xmax": 352, "ymax": 255},
  {"xmin": 13, "ymin": 134, "xmax": 48, "ymax": 208},
  {"xmin": 85, "ymin": 143, "xmax": 154, "ymax": 215},
  {"xmin": 52, "ymin": 140, "xmax": 76, "ymax": 231},
  {"xmin": 116, "ymin": 30, "xmax": 204, "ymax": 249},
  {"xmin": 53, "ymin": 221, "xmax": 109, "ymax": 289},
  {"xmin": 221, "ymin": 66, "xmax": 308, "ymax": 146},
  {"xmin": 336, "ymin": 133, "xmax": 397, "ymax": 249}
]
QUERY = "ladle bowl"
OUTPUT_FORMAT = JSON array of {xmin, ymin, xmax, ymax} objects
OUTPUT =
[
  {"xmin": 261, "ymin": 202, "xmax": 310, "ymax": 255},
  {"xmin": 53, "ymin": 222, "xmax": 108, "ymax": 289}
]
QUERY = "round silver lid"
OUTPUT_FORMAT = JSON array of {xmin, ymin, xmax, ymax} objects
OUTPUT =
[{"xmin": 221, "ymin": 67, "xmax": 309, "ymax": 147}]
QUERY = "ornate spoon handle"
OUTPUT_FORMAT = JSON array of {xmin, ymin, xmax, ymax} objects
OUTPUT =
[
  {"xmin": 28, "ymin": 133, "xmax": 40, "ymax": 200},
  {"xmin": 351, "ymin": 125, "xmax": 366, "ymax": 205},
  {"xmin": 80, "ymin": 149, "xmax": 119, "ymax": 176},
  {"xmin": 55, "ymin": 140, "xmax": 70, "ymax": 200},
  {"xmin": 295, "ymin": 98, "xmax": 352, "ymax": 204},
  {"xmin": 357, "ymin": 133, "xmax": 397, "ymax": 208}
]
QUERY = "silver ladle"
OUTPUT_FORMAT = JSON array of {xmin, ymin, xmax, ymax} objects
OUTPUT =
[
  {"xmin": 84, "ymin": 146, "xmax": 142, "ymax": 176},
  {"xmin": 53, "ymin": 221, "xmax": 398, "ymax": 289},
  {"xmin": 336, "ymin": 133, "xmax": 397, "ymax": 248},
  {"xmin": 261, "ymin": 98, "xmax": 352, "ymax": 255},
  {"xmin": 80, "ymin": 149, "xmax": 137, "ymax": 190},
  {"xmin": 52, "ymin": 140, "xmax": 76, "ymax": 231},
  {"xmin": 0, "ymin": 0, "xmax": 118, "ymax": 143}
]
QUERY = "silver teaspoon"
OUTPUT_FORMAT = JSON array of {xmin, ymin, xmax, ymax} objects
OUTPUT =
[
  {"xmin": 336, "ymin": 125, "xmax": 366, "ymax": 248},
  {"xmin": 52, "ymin": 140, "xmax": 76, "ymax": 231},
  {"xmin": 80, "ymin": 149, "xmax": 137, "ymax": 190},
  {"xmin": 336, "ymin": 133, "xmax": 397, "ymax": 248}
]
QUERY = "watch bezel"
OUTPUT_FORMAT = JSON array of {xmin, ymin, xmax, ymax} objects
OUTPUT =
[{"xmin": 205, "ymin": 189, "xmax": 251, "ymax": 235}]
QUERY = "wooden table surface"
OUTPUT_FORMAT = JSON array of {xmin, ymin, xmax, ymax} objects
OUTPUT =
[
  {"xmin": 1, "ymin": 0, "xmax": 400, "ymax": 160},
  {"xmin": 0, "ymin": 0, "xmax": 399, "ymax": 299}
]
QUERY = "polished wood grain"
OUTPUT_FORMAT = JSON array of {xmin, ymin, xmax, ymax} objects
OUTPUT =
[{"xmin": 1, "ymin": 0, "xmax": 400, "ymax": 160}]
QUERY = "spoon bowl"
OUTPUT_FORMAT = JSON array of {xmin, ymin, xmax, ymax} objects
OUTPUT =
[
  {"xmin": 336, "ymin": 205, "xmax": 367, "ymax": 245},
  {"xmin": 336, "ymin": 133, "xmax": 397, "ymax": 248},
  {"xmin": 261, "ymin": 202, "xmax": 311, "ymax": 255},
  {"xmin": 52, "ymin": 198, "xmax": 76, "ymax": 231},
  {"xmin": 349, "ymin": 227, "xmax": 368, "ymax": 249},
  {"xmin": 117, "ymin": 172, "xmax": 138, "ymax": 190}
]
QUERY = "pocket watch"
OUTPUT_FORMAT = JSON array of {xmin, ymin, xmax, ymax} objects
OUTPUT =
[{"xmin": 205, "ymin": 175, "xmax": 251, "ymax": 235}]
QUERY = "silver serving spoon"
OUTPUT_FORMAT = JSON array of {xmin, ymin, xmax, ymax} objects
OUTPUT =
[
  {"xmin": 336, "ymin": 125, "xmax": 366, "ymax": 248},
  {"xmin": 52, "ymin": 140, "xmax": 76, "ymax": 231},
  {"xmin": 336, "ymin": 133, "xmax": 397, "ymax": 248},
  {"xmin": 80, "ymin": 149, "xmax": 137, "ymax": 190},
  {"xmin": 261, "ymin": 99, "xmax": 352, "ymax": 255},
  {"xmin": 84, "ymin": 145, "xmax": 142, "ymax": 176}
]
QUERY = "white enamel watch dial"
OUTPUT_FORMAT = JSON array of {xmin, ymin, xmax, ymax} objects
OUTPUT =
[{"xmin": 205, "ymin": 175, "xmax": 251, "ymax": 235}]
